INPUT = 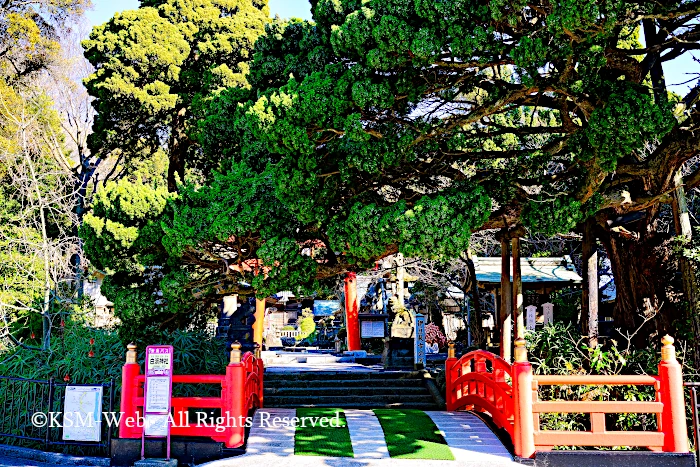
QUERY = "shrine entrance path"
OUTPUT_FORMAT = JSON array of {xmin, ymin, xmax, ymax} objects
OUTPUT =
[{"xmin": 200, "ymin": 409, "xmax": 517, "ymax": 467}]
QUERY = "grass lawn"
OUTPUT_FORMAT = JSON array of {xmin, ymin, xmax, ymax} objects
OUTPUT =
[
  {"xmin": 373, "ymin": 409, "xmax": 454, "ymax": 460},
  {"xmin": 294, "ymin": 408, "xmax": 354, "ymax": 457}
]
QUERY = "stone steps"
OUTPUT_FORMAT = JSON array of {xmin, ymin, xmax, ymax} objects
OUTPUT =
[
  {"xmin": 264, "ymin": 377, "xmax": 424, "ymax": 388},
  {"xmin": 264, "ymin": 369, "xmax": 438, "ymax": 410},
  {"xmin": 265, "ymin": 386, "xmax": 431, "ymax": 396},
  {"xmin": 268, "ymin": 401, "xmax": 441, "ymax": 410},
  {"xmin": 264, "ymin": 370, "xmax": 424, "ymax": 380}
]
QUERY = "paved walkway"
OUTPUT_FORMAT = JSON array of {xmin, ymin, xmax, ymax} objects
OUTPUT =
[{"xmin": 201, "ymin": 409, "xmax": 517, "ymax": 467}]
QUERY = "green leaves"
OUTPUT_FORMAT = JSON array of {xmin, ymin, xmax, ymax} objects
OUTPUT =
[{"xmin": 328, "ymin": 185, "xmax": 491, "ymax": 262}]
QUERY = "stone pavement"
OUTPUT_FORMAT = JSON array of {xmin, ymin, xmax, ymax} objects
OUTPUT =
[{"xmin": 201, "ymin": 409, "xmax": 518, "ymax": 467}]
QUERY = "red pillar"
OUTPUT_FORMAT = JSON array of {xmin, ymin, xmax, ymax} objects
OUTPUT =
[
  {"xmin": 119, "ymin": 344, "xmax": 141, "ymax": 439},
  {"xmin": 344, "ymin": 272, "xmax": 361, "ymax": 351},
  {"xmin": 512, "ymin": 338, "xmax": 535, "ymax": 458},
  {"xmin": 223, "ymin": 343, "xmax": 246, "ymax": 448},
  {"xmin": 445, "ymin": 343, "xmax": 458, "ymax": 410},
  {"xmin": 658, "ymin": 336, "xmax": 689, "ymax": 453}
]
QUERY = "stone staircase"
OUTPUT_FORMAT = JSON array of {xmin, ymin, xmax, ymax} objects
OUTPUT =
[{"xmin": 263, "ymin": 370, "xmax": 441, "ymax": 410}]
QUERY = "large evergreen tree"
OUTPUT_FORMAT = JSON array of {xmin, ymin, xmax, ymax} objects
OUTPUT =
[
  {"xmin": 83, "ymin": 0, "xmax": 700, "ymax": 343},
  {"xmin": 204, "ymin": 0, "xmax": 700, "ymax": 337},
  {"xmin": 81, "ymin": 0, "xmax": 271, "ymax": 341}
]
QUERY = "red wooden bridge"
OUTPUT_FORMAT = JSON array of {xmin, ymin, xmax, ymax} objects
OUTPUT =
[{"xmin": 445, "ymin": 335, "xmax": 689, "ymax": 458}]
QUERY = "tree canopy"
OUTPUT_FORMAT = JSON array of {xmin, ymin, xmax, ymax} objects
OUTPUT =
[{"xmin": 82, "ymin": 0, "xmax": 700, "ymax": 340}]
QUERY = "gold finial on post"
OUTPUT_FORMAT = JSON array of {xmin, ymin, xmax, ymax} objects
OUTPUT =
[
  {"xmin": 230, "ymin": 342, "xmax": 242, "ymax": 364},
  {"xmin": 514, "ymin": 337, "xmax": 528, "ymax": 363},
  {"xmin": 661, "ymin": 335, "xmax": 676, "ymax": 362},
  {"xmin": 254, "ymin": 343, "xmax": 261, "ymax": 359},
  {"xmin": 447, "ymin": 342, "xmax": 456, "ymax": 359},
  {"xmin": 126, "ymin": 343, "xmax": 137, "ymax": 364}
]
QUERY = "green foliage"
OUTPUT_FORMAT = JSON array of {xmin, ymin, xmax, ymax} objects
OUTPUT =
[
  {"xmin": 82, "ymin": 0, "xmax": 269, "ymax": 179},
  {"xmin": 526, "ymin": 323, "xmax": 666, "ymax": 440},
  {"xmin": 576, "ymin": 83, "xmax": 675, "ymax": 172},
  {"xmin": 82, "ymin": 0, "xmax": 697, "ymax": 341},
  {"xmin": 522, "ymin": 194, "xmax": 601, "ymax": 237}
]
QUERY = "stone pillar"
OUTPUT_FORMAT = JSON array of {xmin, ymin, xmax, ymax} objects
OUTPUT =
[
  {"xmin": 582, "ymin": 218, "xmax": 598, "ymax": 348},
  {"xmin": 396, "ymin": 253, "xmax": 406, "ymax": 307},
  {"xmin": 525, "ymin": 305, "xmax": 537, "ymax": 331},
  {"xmin": 542, "ymin": 302, "xmax": 554, "ymax": 326}
]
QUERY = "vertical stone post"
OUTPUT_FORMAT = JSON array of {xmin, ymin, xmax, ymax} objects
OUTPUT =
[
  {"xmin": 542, "ymin": 303, "xmax": 554, "ymax": 326},
  {"xmin": 512, "ymin": 338, "xmax": 535, "ymax": 458},
  {"xmin": 658, "ymin": 336, "xmax": 689, "ymax": 453},
  {"xmin": 525, "ymin": 305, "xmax": 537, "ymax": 331},
  {"xmin": 119, "ymin": 343, "xmax": 141, "ymax": 439},
  {"xmin": 344, "ymin": 272, "xmax": 361, "ymax": 351},
  {"xmin": 582, "ymin": 218, "xmax": 599, "ymax": 348},
  {"xmin": 445, "ymin": 342, "xmax": 458, "ymax": 410}
]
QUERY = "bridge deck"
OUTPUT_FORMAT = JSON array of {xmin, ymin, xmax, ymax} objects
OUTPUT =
[{"xmin": 201, "ymin": 409, "xmax": 517, "ymax": 466}]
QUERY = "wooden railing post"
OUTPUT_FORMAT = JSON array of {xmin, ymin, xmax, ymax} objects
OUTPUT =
[
  {"xmin": 512, "ymin": 337, "xmax": 535, "ymax": 458},
  {"xmin": 446, "ymin": 342, "xmax": 457, "ymax": 411},
  {"xmin": 119, "ymin": 343, "xmax": 141, "ymax": 439},
  {"xmin": 658, "ymin": 335, "xmax": 689, "ymax": 453},
  {"xmin": 223, "ymin": 342, "xmax": 246, "ymax": 448}
]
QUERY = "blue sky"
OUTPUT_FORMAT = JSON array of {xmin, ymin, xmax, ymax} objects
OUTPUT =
[
  {"xmin": 84, "ymin": 0, "xmax": 312, "ymax": 27},
  {"xmin": 84, "ymin": 0, "xmax": 694, "ymax": 96}
]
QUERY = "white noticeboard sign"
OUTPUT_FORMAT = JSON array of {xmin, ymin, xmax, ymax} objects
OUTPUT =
[
  {"xmin": 414, "ymin": 313, "xmax": 426, "ymax": 368},
  {"xmin": 62, "ymin": 386, "xmax": 103, "ymax": 442},
  {"xmin": 143, "ymin": 346, "xmax": 173, "ymax": 437},
  {"xmin": 361, "ymin": 320, "xmax": 385, "ymax": 338}
]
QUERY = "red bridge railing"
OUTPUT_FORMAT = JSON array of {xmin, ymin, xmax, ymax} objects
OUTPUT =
[
  {"xmin": 118, "ymin": 342, "xmax": 264, "ymax": 448},
  {"xmin": 446, "ymin": 336, "xmax": 688, "ymax": 458}
]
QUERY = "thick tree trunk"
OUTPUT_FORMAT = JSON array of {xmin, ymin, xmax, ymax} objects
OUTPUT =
[
  {"xmin": 598, "ymin": 225, "xmax": 679, "ymax": 347},
  {"xmin": 672, "ymin": 171, "xmax": 700, "ymax": 368}
]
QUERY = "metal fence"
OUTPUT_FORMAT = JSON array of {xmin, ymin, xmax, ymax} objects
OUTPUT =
[{"xmin": 0, "ymin": 376, "xmax": 115, "ymax": 456}]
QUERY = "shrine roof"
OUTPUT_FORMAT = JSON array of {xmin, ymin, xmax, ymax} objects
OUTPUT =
[{"xmin": 473, "ymin": 255, "xmax": 582, "ymax": 285}]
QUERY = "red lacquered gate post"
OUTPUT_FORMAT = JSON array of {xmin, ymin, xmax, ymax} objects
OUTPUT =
[
  {"xmin": 512, "ymin": 337, "xmax": 535, "ymax": 459},
  {"xmin": 220, "ymin": 343, "xmax": 246, "ymax": 448},
  {"xmin": 658, "ymin": 336, "xmax": 689, "ymax": 453},
  {"xmin": 344, "ymin": 272, "xmax": 361, "ymax": 351},
  {"xmin": 119, "ymin": 343, "xmax": 142, "ymax": 439},
  {"xmin": 445, "ymin": 343, "xmax": 458, "ymax": 410}
]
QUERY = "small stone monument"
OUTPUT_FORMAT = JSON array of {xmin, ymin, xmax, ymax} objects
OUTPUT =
[
  {"xmin": 526, "ymin": 305, "xmax": 537, "ymax": 331},
  {"xmin": 542, "ymin": 302, "xmax": 554, "ymax": 325},
  {"xmin": 391, "ymin": 309, "xmax": 414, "ymax": 338},
  {"xmin": 384, "ymin": 310, "xmax": 415, "ymax": 368}
]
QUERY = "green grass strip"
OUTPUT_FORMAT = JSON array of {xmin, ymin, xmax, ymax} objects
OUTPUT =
[
  {"xmin": 373, "ymin": 409, "xmax": 455, "ymax": 460},
  {"xmin": 294, "ymin": 408, "xmax": 354, "ymax": 457}
]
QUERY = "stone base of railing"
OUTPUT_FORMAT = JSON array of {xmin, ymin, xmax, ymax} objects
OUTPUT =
[{"xmin": 513, "ymin": 450, "xmax": 696, "ymax": 467}]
